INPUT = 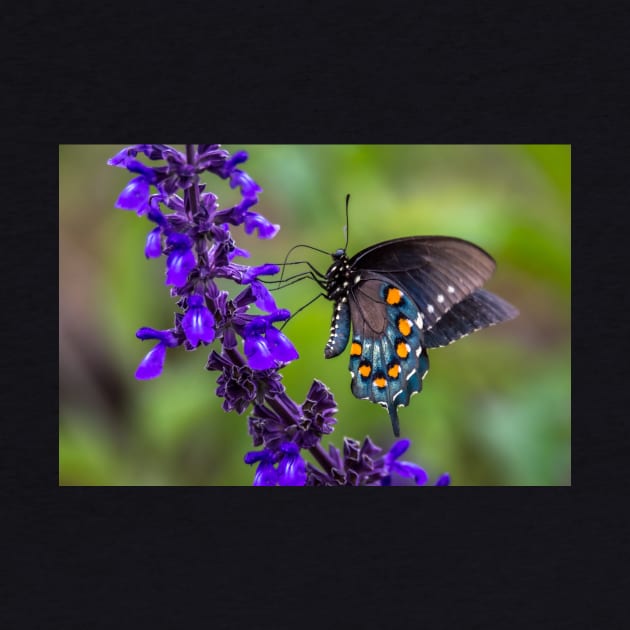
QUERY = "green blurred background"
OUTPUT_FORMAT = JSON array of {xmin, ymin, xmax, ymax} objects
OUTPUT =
[{"xmin": 59, "ymin": 145, "xmax": 570, "ymax": 486}]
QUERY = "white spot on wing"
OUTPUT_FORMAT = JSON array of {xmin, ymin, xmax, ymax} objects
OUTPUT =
[
  {"xmin": 406, "ymin": 368, "xmax": 417, "ymax": 381},
  {"xmin": 415, "ymin": 314, "xmax": 423, "ymax": 329},
  {"xmin": 437, "ymin": 294, "xmax": 444, "ymax": 303},
  {"xmin": 427, "ymin": 304, "xmax": 434, "ymax": 314},
  {"xmin": 415, "ymin": 345, "xmax": 423, "ymax": 356},
  {"xmin": 447, "ymin": 285, "xmax": 455, "ymax": 293}
]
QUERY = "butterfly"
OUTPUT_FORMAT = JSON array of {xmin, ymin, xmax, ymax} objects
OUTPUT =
[{"xmin": 323, "ymin": 233, "xmax": 519, "ymax": 437}]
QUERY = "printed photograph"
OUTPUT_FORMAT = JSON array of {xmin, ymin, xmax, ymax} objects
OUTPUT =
[{"xmin": 59, "ymin": 145, "xmax": 570, "ymax": 485}]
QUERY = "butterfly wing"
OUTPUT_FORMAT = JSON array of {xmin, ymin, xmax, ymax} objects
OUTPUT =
[
  {"xmin": 347, "ymin": 274, "xmax": 429, "ymax": 437},
  {"xmin": 424, "ymin": 288, "xmax": 519, "ymax": 348},
  {"xmin": 350, "ymin": 236, "xmax": 498, "ymax": 329}
]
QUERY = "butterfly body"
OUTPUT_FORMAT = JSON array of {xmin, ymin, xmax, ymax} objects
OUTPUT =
[{"xmin": 323, "ymin": 236, "xmax": 518, "ymax": 437}]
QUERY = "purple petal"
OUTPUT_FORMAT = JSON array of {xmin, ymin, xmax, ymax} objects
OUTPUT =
[
  {"xmin": 244, "ymin": 449, "xmax": 271, "ymax": 465},
  {"xmin": 251, "ymin": 280, "xmax": 277, "ymax": 312},
  {"xmin": 182, "ymin": 300, "xmax": 215, "ymax": 346},
  {"xmin": 145, "ymin": 227, "xmax": 162, "ymax": 258},
  {"xmin": 226, "ymin": 151, "xmax": 249, "ymax": 169},
  {"xmin": 392, "ymin": 461, "xmax": 429, "ymax": 485},
  {"xmin": 244, "ymin": 335, "xmax": 275, "ymax": 370},
  {"xmin": 230, "ymin": 169, "xmax": 262, "ymax": 197},
  {"xmin": 228, "ymin": 246, "xmax": 251, "ymax": 261},
  {"xmin": 244, "ymin": 212, "xmax": 280, "ymax": 239},
  {"xmin": 107, "ymin": 148, "xmax": 132, "ymax": 167},
  {"xmin": 165, "ymin": 248, "xmax": 196, "ymax": 286},
  {"xmin": 242, "ymin": 264, "xmax": 280, "ymax": 283},
  {"xmin": 277, "ymin": 446, "xmax": 307, "ymax": 486},
  {"xmin": 115, "ymin": 176, "xmax": 150, "ymax": 213},
  {"xmin": 136, "ymin": 327, "xmax": 166, "ymax": 342},
  {"xmin": 135, "ymin": 327, "xmax": 179, "ymax": 346},
  {"xmin": 387, "ymin": 439, "xmax": 411, "ymax": 461},
  {"xmin": 253, "ymin": 460, "xmax": 279, "ymax": 486},
  {"xmin": 435, "ymin": 473, "xmax": 451, "ymax": 486},
  {"xmin": 267, "ymin": 309, "xmax": 291, "ymax": 325},
  {"xmin": 135, "ymin": 342, "xmax": 166, "ymax": 379},
  {"xmin": 265, "ymin": 327, "xmax": 299, "ymax": 363}
]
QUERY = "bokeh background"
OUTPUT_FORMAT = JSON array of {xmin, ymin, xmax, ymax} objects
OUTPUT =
[{"xmin": 59, "ymin": 145, "xmax": 570, "ymax": 486}]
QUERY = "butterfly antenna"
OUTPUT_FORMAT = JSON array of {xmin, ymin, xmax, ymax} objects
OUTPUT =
[{"xmin": 344, "ymin": 193, "xmax": 351, "ymax": 252}]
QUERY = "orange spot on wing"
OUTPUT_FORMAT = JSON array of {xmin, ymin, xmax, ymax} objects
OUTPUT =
[
  {"xmin": 359, "ymin": 363, "xmax": 372, "ymax": 378},
  {"xmin": 396, "ymin": 342, "xmax": 409, "ymax": 358},
  {"xmin": 373, "ymin": 377, "xmax": 386, "ymax": 388},
  {"xmin": 350, "ymin": 342, "xmax": 362, "ymax": 356},
  {"xmin": 398, "ymin": 317, "xmax": 412, "ymax": 336},
  {"xmin": 386, "ymin": 287, "xmax": 403, "ymax": 305},
  {"xmin": 388, "ymin": 364, "xmax": 400, "ymax": 378}
]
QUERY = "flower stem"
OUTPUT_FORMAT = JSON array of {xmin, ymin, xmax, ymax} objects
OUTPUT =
[{"xmin": 309, "ymin": 442, "xmax": 336, "ymax": 474}]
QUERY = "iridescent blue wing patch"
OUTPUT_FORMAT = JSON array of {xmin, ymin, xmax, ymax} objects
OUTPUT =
[{"xmin": 347, "ymin": 277, "xmax": 429, "ymax": 436}]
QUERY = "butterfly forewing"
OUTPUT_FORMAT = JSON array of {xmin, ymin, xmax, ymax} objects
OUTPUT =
[{"xmin": 350, "ymin": 236, "xmax": 497, "ymax": 329}]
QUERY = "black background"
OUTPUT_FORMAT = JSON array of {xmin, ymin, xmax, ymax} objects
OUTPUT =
[{"xmin": 3, "ymin": 1, "xmax": 626, "ymax": 628}]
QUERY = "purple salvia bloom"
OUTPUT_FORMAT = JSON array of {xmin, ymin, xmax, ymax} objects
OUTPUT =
[
  {"xmin": 229, "ymin": 246, "xmax": 250, "ymax": 260},
  {"xmin": 165, "ymin": 233, "xmax": 195, "ymax": 287},
  {"xmin": 115, "ymin": 175, "xmax": 151, "ymax": 213},
  {"xmin": 182, "ymin": 295, "xmax": 215, "ymax": 346},
  {"xmin": 242, "ymin": 264, "xmax": 280, "ymax": 283},
  {"xmin": 435, "ymin": 473, "xmax": 451, "ymax": 486},
  {"xmin": 135, "ymin": 327, "xmax": 180, "ymax": 379},
  {"xmin": 110, "ymin": 144, "xmax": 448, "ymax": 487},
  {"xmin": 379, "ymin": 439, "xmax": 429, "ymax": 486},
  {"xmin": 145, "ymin": 227, "xmax": 162, "ymax": 258},
  {"xmin": 243, "ymin": 312, "xmax": 298, "ymax": 370},
  {"xmin": 244, "ymin": 212, "xmax": 280, "ymax": 239},
  {"xmin": 277, "ymin": 442, "xmax": 307, "ymax": 486},
  {"xmin": 250, "ymin": 281, "xmax": 277, "ymax": 312},
  {"xmin": 294, "ymin": 379, "xmax": 337, "ymax": 449},
  {"xmin": 245, "ymin": 449, "xmax": 278, "ymax": 486}
]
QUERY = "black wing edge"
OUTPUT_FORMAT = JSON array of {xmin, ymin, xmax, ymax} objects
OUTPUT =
[{"xmin": 423, "ymin": 289, "xmax": 519, "ymax": 349}]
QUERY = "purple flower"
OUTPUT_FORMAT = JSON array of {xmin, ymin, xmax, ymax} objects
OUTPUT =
[
  {"xmin": 110, "ymin": 144, "xmax": 452, "ymax": 487},
  {"xmin": 115, "ymin": 176, "xmax": 151, "ymax": 213},
  {"xmin": 294, "ymin": 380, "xmax": 337, "ymax": 449},
  {"xmin": 182, "ymin": 295, "xmax": 215, "ymax": 346},
  {"xmin": 145, "ymin": 227, "xmax": 162, "ymax": 258},
  {"xmin": 243, "ymin": 312, "xmax": 299, "ymax": 370},
  {"xmin": 244, "ymin": 449, "xmax": 278, "ymax": 486},
  {"xmin": 379, "ymin": 439, "xmax": 429, "ymax": 486},
  {"xmin": 277, "ymin": 442, "xmax": 307, "ymax": 486},
  {"xmin": 135, "ymin": 327, "xmax": 180, "ymax": 379},
  {"xmin": 165, "ymin": 233, "xmax": 195, "ymax": 287},
  {"xmin": 244, "ymin": 212, "xmax": 280, "ymax": 239},
  {"xmin": 435, "ymin": 473, "xmax": 451, "ymax": 486},
  {"xmin": 207, "ymin": 350, "xmax": 284, "ymax": 414}
]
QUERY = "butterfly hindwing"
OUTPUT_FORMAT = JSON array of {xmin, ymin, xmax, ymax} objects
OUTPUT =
[
  {"xmin": 348, "ymin": 277, "xmax": 429, "ymax": 436},
  {"xmin": 424, "ymin": 288, "xmax": 519, "ymax": 348}
]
